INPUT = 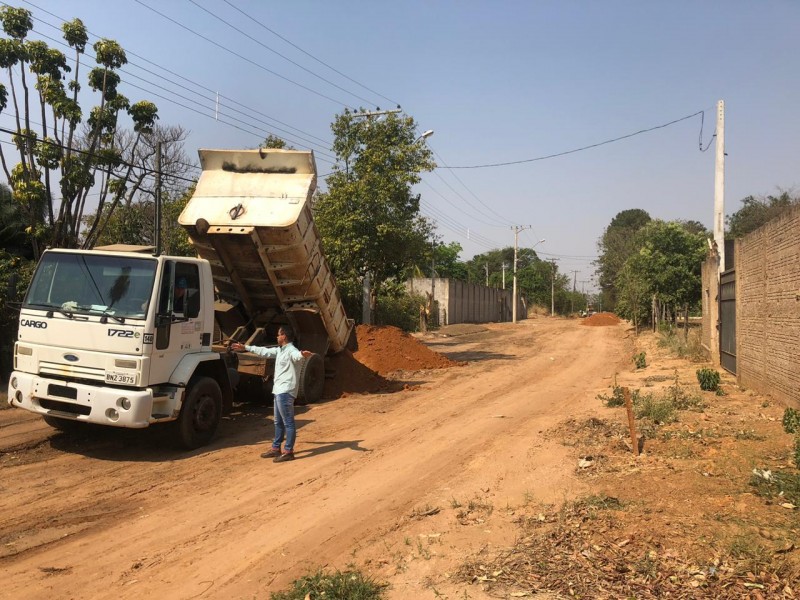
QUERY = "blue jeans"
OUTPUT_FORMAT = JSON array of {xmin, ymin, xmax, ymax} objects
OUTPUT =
[{"xmin": 272, "ymin": 393, "xmax": 296, "ymax": 453}]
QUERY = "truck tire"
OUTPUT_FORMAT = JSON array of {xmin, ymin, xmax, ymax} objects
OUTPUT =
[
  {"xmin": 296, "ymin": 353, "xmax": 324, "ymax": 405},
  {"xmin": 177, "ymin": 377, "xmax": 222, "ymax": 449}
]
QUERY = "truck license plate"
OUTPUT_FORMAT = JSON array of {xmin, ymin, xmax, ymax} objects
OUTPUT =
[{"xmin": 106, "ymin": 372, "xmax": 136, "ymax": 385}]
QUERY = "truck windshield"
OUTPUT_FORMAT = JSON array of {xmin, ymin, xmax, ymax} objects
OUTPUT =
[{"xmin": 24, "ymin": 252, "xmax": 158, "ymax": 321}]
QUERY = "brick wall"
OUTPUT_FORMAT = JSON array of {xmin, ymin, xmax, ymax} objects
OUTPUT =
[{"xmin": 736, "ymin": 204, "xmax": 800, "ymax": 404}]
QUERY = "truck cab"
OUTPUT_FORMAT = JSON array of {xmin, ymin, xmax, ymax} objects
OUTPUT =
[{"xmin": 7, "ymin": 246, "xmax": 233, "ymax": 449}]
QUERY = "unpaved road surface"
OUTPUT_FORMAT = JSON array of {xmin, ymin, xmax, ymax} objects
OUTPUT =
[{"xmin": 0, "ymin": 317, "xmax": 630, "ymax": 599}]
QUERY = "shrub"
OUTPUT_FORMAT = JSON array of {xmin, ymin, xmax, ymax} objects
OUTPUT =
[
  {"xmin": 633, "ymin": 392, "xmax": 676, "ymax": 424},
  {"xmin": 633, "ymin": 352, "xmax": 646, "ymax": 369},
  {"xmin": 270, "ymin": 569, "xmax": 386, "ymax": 600},
  {"xmin": 696, "ymin": 367, "xmax": 720, "ymax": 392},
  {"xmin": 783, "ymin": 408, "xmax": 800, "ymax": 434}
]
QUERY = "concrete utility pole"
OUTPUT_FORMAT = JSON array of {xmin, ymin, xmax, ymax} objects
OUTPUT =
[
  {"xmin": 550, "ymin": 260, "xmax": 557, "ymax": 316},
  {"xmin": 502, "ymin": 262, "xmax": 507, "ymax": 289},
  {"xmin": 485, "ymin": 263, "xmax": 489, "ymax": 287},
  {"xmin": 570, "ymin": 270, "xmax": 579, "ymax": 314},
  {"xmin": 511, "ymin": 225, "xmax": 531, "ymax": 323},
  {"xmin": 713, "ymin": 99, "xmax": 726, "ymax": 273}
]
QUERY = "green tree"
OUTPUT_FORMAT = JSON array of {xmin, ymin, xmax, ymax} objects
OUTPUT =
[
  {"xmin": 595, "ymin": 208, "xmax": 652, "ymax": 311},
  {"xmin": 616, "ymin": 220, "xmax": 707, "ymax": 333},
  {"xmin": 313, "ymin": 110, "xmax": 435, "ymax": 322},
  {"xmin": 260, "ymin": 134, "xmax": 292, "ymax": 150},
  {"xmin": 726, "ymin": 191, "xmax": 798, "ymax": 238},
  {"xmin": 0, "ymin": 6, "xmax": 159, "ymax": 256},
  {"xmin": 432, "ymin": 241, "xmax": 468, "ymax": 280},
  {"xmin": 85, "ymin": 184, "xmax": 195, "ymax": 256}
]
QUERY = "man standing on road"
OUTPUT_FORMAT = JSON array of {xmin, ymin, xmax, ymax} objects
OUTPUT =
[{"xmin": 230, "ymin": 325, "xmax": 313, "ymax": 463}]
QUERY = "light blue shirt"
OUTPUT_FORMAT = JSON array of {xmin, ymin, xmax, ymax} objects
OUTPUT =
[{"xmin": 245, "ymin": 342, "xmax": 305, "ymax": 396}]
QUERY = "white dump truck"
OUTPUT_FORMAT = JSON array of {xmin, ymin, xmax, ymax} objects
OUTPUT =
[{"xmin": 7, "ymin": 149, "xmax": 353, "ymax": 448}]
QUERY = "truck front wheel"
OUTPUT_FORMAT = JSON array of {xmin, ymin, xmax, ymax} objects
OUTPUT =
[{"xmin": 177, "ymin": 377, "xmax": 222, "ymax": 449}]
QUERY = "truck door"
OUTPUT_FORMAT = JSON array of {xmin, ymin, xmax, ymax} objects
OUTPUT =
[{"xmin": 149, "ymin": 261, "xmax": 204, "ymax": 385}]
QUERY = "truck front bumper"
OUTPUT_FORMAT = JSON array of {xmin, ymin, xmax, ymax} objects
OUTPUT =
[{"xmin": 7, "ymin": 372, "xmax": 158, "ymax": 428}]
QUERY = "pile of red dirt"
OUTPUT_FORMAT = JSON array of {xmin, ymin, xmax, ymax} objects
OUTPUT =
[
  {"xmin": 354, "ymin": 325, "xmax": 459, "ymax": 375},
  {"xmin": 321, "ymin": 325, "xmax": 458, "ymax": 399},
  {"xmin": 581, "ymin": 312, "xmax": 622, "ymax": 327}
]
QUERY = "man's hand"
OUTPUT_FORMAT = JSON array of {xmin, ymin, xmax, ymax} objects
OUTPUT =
[
  {"xmin": 301, "ymin": 350, "xmax": 313, "ymax": 358},
  {"xmin": 230, "ymin": 342, "xmax": 246, "ymax": 352}
]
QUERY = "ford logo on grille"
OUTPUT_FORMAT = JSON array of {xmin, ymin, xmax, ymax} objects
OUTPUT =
[{"xmin": 63, "ymin": 354, "xmax": 79, "ymax": 362}]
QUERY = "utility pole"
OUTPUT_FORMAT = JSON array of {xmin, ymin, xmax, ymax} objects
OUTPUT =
[
  {"xmin": 713, "ymin": 99, "xmax": 725, "ymax": 273},
  {"xmin": 550, "ymin": 260, "xmax": 557, "ymax": 316},
  {"xmin": 485, "ymin": 263, "xmax": 489, "ymax": 287},
  {"xmin": 154, "ymin": 142, "xmax": 162, "ymax": 257},
  {"xmin": 502, "ymin": 262, "xmax": 507, "ymax": 289},
  {"xmin": 570, "ymin": 270, "xmax": 579, "ymax": 314},
  {"xmin": 512, "ymin": 225, "xmax": 531, "ymax": 323}
]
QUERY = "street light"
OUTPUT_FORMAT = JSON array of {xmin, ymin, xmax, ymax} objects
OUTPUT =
[{"xmin": 416, "ymin": 129, "xmax": 434, "ymax": 142}]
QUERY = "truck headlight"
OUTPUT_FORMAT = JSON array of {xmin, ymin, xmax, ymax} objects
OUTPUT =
[
  {"xmin": 16, "ymin": 346, "xmax": 32, "ymax": 356},
  {"xmin": 115, "ymin": 359, "xmax": 137, "ymax": 369},
  {"xmin": 117, "ymin": 397, "xmax": 131, "ymax": 410},
  {"xmin": 10, "ymin": 376, "xmax": 17, "ymax": 389}
]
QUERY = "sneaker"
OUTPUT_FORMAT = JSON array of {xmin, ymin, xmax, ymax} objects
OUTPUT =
[
  {"xmin": 260, "ymin": 447, "xmax": 281, "ymax": 459},
  {"xmin": 273, "ymin": 452, "xmax": 295, "ymax": 463}
]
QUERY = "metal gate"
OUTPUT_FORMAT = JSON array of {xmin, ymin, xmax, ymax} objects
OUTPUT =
[{"xmin": 719, "ymin": 270, "xmax": 736, "ymax": 374}]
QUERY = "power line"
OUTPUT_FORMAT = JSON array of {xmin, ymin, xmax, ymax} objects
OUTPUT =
[
  {"xmin": 221, "ymin": 0, "xmax": 400, "ymax": 108},
  {"xmin": 428, "ymin": 149, "xmax": 510, "ymax": 227},
  {"xmin": 442, "ymin": 110, "xmax": 707, "ymax": 169},
  {"xmin": 187, "ymin": 0, "xmax": 381, "ymax": 108},
  {"xmin": 131, "ymin": 0, "xmax": 355, "ymax": 109},
  {"xmin": 21, "ymin": 2, "xmax": 337, "ymax": 152}
]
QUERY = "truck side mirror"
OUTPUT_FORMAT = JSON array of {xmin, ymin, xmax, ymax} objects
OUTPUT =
[{"xmin": 7, "ymin": 273, "xmax": 18, "ymax": 302}]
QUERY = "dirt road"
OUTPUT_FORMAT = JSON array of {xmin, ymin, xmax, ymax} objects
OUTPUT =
[{"xmin": 0, "ymin": 317, "xmax": 630, "ymax": 599}]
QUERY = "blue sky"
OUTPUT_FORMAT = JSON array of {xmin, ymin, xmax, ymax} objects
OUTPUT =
[{"xmin": 5, "ymin": 1, "xmax": 799, "ymax": 292}]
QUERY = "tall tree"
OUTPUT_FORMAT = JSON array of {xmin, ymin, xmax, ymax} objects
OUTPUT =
[
  {"xmin": 0, "ymin": 6, "xmax": 159, "ymax": 256},
  {"xmin": 616, "ymin": 220, "xmax": 707, "ymax": 332},
  {"xmin": 595, "ymin": 208, "xmax": 652, "ymax": 311},
  {"xmin": 314, "ymin": 110, "xmax": 435, "ymax": 322}
]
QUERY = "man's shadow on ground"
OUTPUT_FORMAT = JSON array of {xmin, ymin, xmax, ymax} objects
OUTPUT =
[{"xmin": 291, "ymin": 438, "xmax": 369, "ymax": 460}]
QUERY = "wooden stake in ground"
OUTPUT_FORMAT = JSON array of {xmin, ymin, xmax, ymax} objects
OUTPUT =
[{"xmin": 622, "ymin": 387, "xmax": 639, "ymax": 456}]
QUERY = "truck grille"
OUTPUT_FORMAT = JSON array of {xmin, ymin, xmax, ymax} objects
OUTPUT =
[{"xmin": 40, "ymin": 361, "xmax": 105, "ymax": 382}]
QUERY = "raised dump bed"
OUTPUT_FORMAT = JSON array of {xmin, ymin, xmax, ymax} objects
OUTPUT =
[{"xmin": 178, "ymin": 149, "xmax": 354, "ymax": 359}]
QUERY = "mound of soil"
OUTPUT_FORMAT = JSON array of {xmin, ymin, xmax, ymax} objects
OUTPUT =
[
  {"xmin": 581, "ymin": 311, "xmax": 621, "ymax": 327},
  {"xmin": 354, "ymin": 325, "xmax": 459, "ymax": 375},
  {"xmin": 322, "ymin": 350, "xmax": 390, "ymax": 399},
  {"xmin": 321, "ymin": 325, "xmax": 458, "ymax": 399}
]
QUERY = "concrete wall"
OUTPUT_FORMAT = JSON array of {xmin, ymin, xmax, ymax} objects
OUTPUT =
[
  {"xmin": 735, "ymin": 204, "xmax": 800, "ymax": 404},
  {"xmin": 407, "ymin": 278, "xmax": 524, "ymax": 325}
]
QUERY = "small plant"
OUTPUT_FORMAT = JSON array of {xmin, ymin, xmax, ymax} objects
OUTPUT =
[
  {"xmin": 633, "ymin": 352, "xmax": 647, "ymax": 369},
  {"xmin": 783, "ymin": 407, "xmax": 800, "ymax": 434},
  {"xmin": 597, "ymin": 384, "xmax": 625, "ymax": 407},
  {"xmin": 270, "ymin": 569, "xmax": 386, "ymax": 600},
  {"xmin": 633, "ymin": 391, "xmax": 675, "ymax": 424},
  {"xmin": 696, "ymin": 367, "xmax": 721, "ymax": 391},
  {"xmin": 749, "ymin": 469, "xmax": 800, "ymax": 506},
  {"xmin": 795, "ymin": 436, "xmax": 800, "ymax": 470}
]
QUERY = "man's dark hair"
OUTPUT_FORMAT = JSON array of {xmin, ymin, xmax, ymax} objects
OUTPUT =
[{"xmin": 278, "ymin": 325, "xmax": 295, "ymax": 342}]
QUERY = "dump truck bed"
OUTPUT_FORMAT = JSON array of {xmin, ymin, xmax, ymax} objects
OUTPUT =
[{"xmin": 178, "ymin": 149, "xmax": 353, "ymax": 355}]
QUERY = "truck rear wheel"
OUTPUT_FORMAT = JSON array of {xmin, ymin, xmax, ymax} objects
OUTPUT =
[
  {"xmin": 177, "ymin": 377, "xmax": 222, "ymax": 449},
  {"xmin": 296, "ymin": 353, "xmax": 324, "ymax": 405}
]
